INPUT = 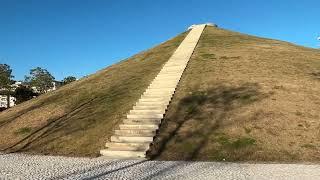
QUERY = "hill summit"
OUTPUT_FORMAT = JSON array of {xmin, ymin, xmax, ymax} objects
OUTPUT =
[{"xmin": 0, "ymin": 25, "xmax": 319, "ymax": 162}]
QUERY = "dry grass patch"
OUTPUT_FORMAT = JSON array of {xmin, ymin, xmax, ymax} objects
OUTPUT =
[{"xmin": 149, "ymin": 26, "xmax": 320, "ymax": 162}]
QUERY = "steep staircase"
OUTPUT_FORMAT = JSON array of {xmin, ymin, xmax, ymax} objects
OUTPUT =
[{"xmin": 100, "ymin": 24, "xmax": 207, "ymax": 159}]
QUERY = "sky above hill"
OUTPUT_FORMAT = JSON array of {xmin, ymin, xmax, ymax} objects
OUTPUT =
[{"xmin": 0, "ymin": 0, "xmax": 319, "ymax": 80}]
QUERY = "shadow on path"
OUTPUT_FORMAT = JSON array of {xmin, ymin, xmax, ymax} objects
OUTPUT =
[{"xmin": 79, "ymin": 160, "xmax": 147, "ymax": 180}]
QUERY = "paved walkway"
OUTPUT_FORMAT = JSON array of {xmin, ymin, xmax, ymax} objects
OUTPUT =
[{"xmin": 0, "ymin": 153, "xmax": 320, "ymax": 179}]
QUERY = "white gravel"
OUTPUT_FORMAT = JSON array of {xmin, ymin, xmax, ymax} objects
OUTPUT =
[{"xmin": 0, "ymin": 153, "xmax": 320, "ymax": 180}]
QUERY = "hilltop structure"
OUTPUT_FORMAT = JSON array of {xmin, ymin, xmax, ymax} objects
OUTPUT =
[{"xmin": 188, "ymin": 23, "xmax": 217, "ymax": 30}]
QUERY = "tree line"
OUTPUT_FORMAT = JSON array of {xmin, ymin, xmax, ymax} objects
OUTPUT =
[{"xmin": 0, "ymin": 64, "xmax": 77, "ymax": 109}]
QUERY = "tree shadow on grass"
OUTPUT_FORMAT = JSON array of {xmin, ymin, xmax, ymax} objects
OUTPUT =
[
  {"xmin": 148, "ymin": 83, "xmax": 268, "ymax": 160},
  {"xmin": 1, "ymin": 97, "xmax": 98, "ymax": 153},
  {"xmin": 0, "ymin": 102, "xmax": 46, "ymax": 128},
  {"xmin": 0, "ymin": 92, "xmax": 67, "ymax": 129},
  {"xmin": 3, "ymin": 82, "xmax": 135, "ymax": 155},
  {"xmin": 2, "ymin": 79, "xmax": 144, "ymax": 156}
]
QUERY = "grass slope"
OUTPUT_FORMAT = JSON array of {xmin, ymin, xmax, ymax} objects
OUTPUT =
[
  {"xmin": 0, "ymin": 32, "xmax": 187, "ymax": 157},
  {"xmin": 149, "ymin": 26, "xmax": 320, "ymax": 162},
  {"xmin": 1, "ymin": 26, "xmax": 320, "ymax": 162}
]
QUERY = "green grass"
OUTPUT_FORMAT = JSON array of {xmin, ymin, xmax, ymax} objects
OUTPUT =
[
  {"xmin": 15, "ymin": 127, "xmax": 32, "ymax": 135},
  {"xmin": 200, "ymin": 53, "xmax": 216, "ymax": 59},
  {"xmin": 216, "ymin": 135, "xmax": 256, "ymax": 149},
  {"xmin": 244, "ymin": 127, "xmax": 252, "ymax": 134},
  {"xmin": 301, "ymin": 144, "xmax": 316, "ymax": 149}
]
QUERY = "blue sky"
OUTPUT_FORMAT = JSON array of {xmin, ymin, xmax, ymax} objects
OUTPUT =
[{"xmin": 1, "ymin": 0, "xmax": 319, "ymax": 80}]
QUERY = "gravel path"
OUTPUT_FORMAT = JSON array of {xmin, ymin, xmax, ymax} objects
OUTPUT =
[{"xmin": 0, "ymin": 153, "xmax": 320, "ymax": 180}]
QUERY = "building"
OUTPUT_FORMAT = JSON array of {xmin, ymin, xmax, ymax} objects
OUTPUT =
[
  {"xmin": 0, "ymin": 80, "xmax": 63, "ymax": 109},
  {"xmin": 31, "ymin": 80, "xmax": 63, "ymax": 93},
  {"xmin": 11, "ymin": 81, "xmax": 23, "ymax": 90},
  {"xmin": 0, "ymin": 95, "xmax": 16, "ymax": 108},
  {"xmin": 48, "ymin": 81, "xmax": 63, "ymax": 91},
  {"xmin": 187, "ymin": 23, "xmax": 218, "ymax": 30},
  {"xmin": 0, "ymin": 81, "xmax": 20, "ymax": 109}
]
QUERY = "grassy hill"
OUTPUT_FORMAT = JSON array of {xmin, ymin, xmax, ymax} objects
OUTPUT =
[
  {"xmin": 149, "ymin": 27, "xmax": 320, "ymax": 162},
  {"xmin": 1, "ymin": 26, "xmax": 320, "ymax": 162},
  {"xmin": 0, "ymin": 32, "xmax": 187, "ymax": 157}
]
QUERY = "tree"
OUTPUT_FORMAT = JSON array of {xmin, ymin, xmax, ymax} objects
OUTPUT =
[
  {"xmin": 25, "ymin": 67, "xmax": 55, "ymax": 94},
  {"xmin": 13, "ymin": 86, "xmax": 38, "ymax": 104},
  {"xmin": 0, "ymin": 64, "xmax": 14, "ymax": 108},
  {"xmin": 62, "ymin": 76, "xmax": 76, "ymax": 85}
]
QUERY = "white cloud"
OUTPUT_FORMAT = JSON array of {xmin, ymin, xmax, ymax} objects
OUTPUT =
[{"xmin": 317, "ymin": 36, "xmax": 320, "ymax": 40}]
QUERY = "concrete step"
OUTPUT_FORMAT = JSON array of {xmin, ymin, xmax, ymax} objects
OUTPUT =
[
  {"xmin": 166, "ymin": 57, "xmax": 188, "ymax": 61},
  {"xmin": 128, "ymin": 111, "xmax": 164, "ymax": 116},
  {"xmin": 153, "ymin": 77, "xmax": 179, "ymax": 81},
  {"xmin": 141, "ymin": 93, "xmax": 173, "ymax": 98},
  {"xmin": 141, "ymin": 94, "xmax": 173, "ymax": 99},
  {"xmin": 160, "ymin": 71, "xmax": 184, "ymax": 75},
  {"xmin": 158, "ymin": 72, "xmax": 182, "ymax": 75},
  {"xmin": 154, "ymin": 77, "xmax": 180, "ymax": 81},
  {"xmin": 137, "ymin": 100, "xmax": 170, "ymax": 105},
  {"xmin": 144, "ymin": 90, "xmax": 174, "ymax": 94},
  {"xmin": 138, "ymin": 98, "xmax": 170, "ymax": 102},
  {"xmin": 135, "ymin": 101, "xmax": 169, "ymax": 107},
  {"xmin": 115, "ymin": 129, "xmax": 156, "ymax": 136},
  {"xmin": 132, "ymin": 106, "xmax": 167, "ymax": 111},
  {"xmin": 127, "ymin": 114, "xmax": 163, "ymax": 119},
  {"xmin": 151, "ymin": 79, "xmax": 179, "ymax": 83},
  {"xmin": 133, "ymin": 104, "xmax": 167, "ymax": 108},
  {"xmin": 165, "ymin": 62, "xmax": 187, "ymax": 66},
  {"xmin": 100, "ymin": 149, "xmax": 146, "ymax": 158},
  {"xmin": 143, "ymin": 90, "xmax": 175, "ymax": 94},
  {"xmin": 161, "ymin": 65, "xmax": 184, "ymax": 69},
  {"xmin": 136, "ymin": 99, "xmax": 169, "ymax": 103},
  {"xmin": 149, "ymin": 81, "xmax": 179, "ymax": 85},
  {"xmin": 161, "ymin": 65, "xmax": 185, "ymax": 69},
  {"xmin": 162, "ymin": 67, "xmax": 186, "ymax": 70},
  {"xmin": 111, "ymin": 135, "xmax": 154, "ymax": 143},
  {"xmin": 162, "ymin": 64, "xmax": 185, "ymax": 67},
  {"xmin": 163, "ymin": 63, "xmax": 187, "ymax": 67},
  {"xmin": 161, "ymin": 66, "xmax": 185, "ymax": 71},
  {"xmin": 123, "ymin": 118, "xmax": 161, "ymax": 125},
  {"xmin": 130, "ymin": 109, "xmax": 165, "ymax": 114},
  {"xmin": 155, "ymin": 74, "xmax": 181, "ymax": 78},
  {"xmin": 147, "ymin": 87, "xmax": 175, "ymax": 91},
  {"xmin": 140, "ymin": 93, "xmax": 172, "ymax": 97},
  {"xmin": 149, "ymin": 82, "xmax": 178, "ymax": 86},
  {"xmin": 105, "ymin": 142, "xmax": 150, "ymax": 151},
  {"xmin": 163, "ymin": 63, "xmax": 186, "ymax": 66},
  {"xmin": 148, "ymin": 84, "xmax": 177, "ymax": 89},
  {"xmin": 157, "ymin": 71, "xmax": 181, "ymax": 75},
  {"xmin": 119, "ymin": 124, "xmax": 159, "ymax": 130},
  {"xmin": 154, "ymin": 75, "xmax": 181, "ymax": 79},
  {"xmin": 161, "ymin": 68, "xmax": 185, "ymax": 72},
  {"xmin": 166, "ymin": 60, "xmax": 188, "ymax": 64}
]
